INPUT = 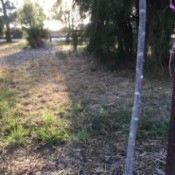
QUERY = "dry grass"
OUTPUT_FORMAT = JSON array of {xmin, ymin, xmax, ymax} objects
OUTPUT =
[{"xmin": 0, "ymin": 41, "xmax": 172, "ymax": 174}]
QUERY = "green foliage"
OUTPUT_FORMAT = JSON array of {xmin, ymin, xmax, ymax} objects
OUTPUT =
[
  {"xmin": 137, "ymin": 117, "xmax": 169, "ymax": 139},
  {"xmin": 72, "ymin": 105, "xmax": 131, "ymax": 135},
  {"xmin": 0, "ymin": 82, "xmax": 28, "ymax": 147},
  {"xmin": 0, "ymin": 0, "xmax": 16, "ymax": 42},
  {"xmin": 75, "ymin": 0, "xmax": 175, "ymax": 69},
  {"xmin": 144, "ymin": 58, "xmax": 169, "ymax": 80},
  {"xmin": 75, "ymin": 0, "xmax": 136, "ymax": 66},
  {"xmin": 72, "ymin": 130, "xmax": 88, "ymax": 143},
  {"xmin": 25, "ymin": 25, "xmax": 48, "ymax": 48},
  {"xmin": 34, "ymin": 112, "xmax": 70, "ymax": 144},
  {"xmin": 7, "ymin": 125, "xmax": 29, "ymax": 147},
  {"xmin": 52, "ymin": 0, "xmax": 85, "ymax": 49},
  {"xmin": 18, "ymin": 0, "xmax": 45, "ymax": 28},
  {"xmin": 146, "ymin": 0, "xmax": 174, "ymax": 64},
  {"xmin": 0, "ymin": 79, "xmax": 70, "ymax": 147},
  {"xmin": 70, "ymin": 102, "xmax": 169, "ymax": 140},
  {"xmin": 152, "ymin": 119, "xmax": 169, "ymax": 137},
  {"xmin": 72, "ymin": 104, "xmax": 84, "ymax": 113},
  {"xmin": 0, "ymin": 88, "xmax": 15, "ymax": 118}
]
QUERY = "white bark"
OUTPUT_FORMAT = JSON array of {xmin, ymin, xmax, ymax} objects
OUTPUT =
[{"xmin": 125, "ymin": 0, "xmax": 146, "ymax": 175}]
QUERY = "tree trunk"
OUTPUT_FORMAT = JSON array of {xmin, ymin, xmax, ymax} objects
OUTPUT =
[
  {"xmin": 123, "ymin": 21, "xmax": 134, "ymax": 61},
  {"xmin": 166, "ymin": 77, "xmax": 175, "ymax": 175},
  {"xmin": 5, "ymin": 23, "xmax": 11, "ymax": 42},
  {"xmin": 125, "ymin": 0, "xmax": 146, "ymax": 174},
  {"xmin": 0, "ymin": 0, "xmax": 12, "ymax": 42}
]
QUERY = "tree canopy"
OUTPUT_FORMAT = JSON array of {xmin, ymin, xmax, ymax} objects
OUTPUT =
[
  {"xmin": 74, "ymin": 0, "xmax": 175, "ymax": 69},
  {"xmin": 0, "ymin": 0, "xmax": 16, "ymax": 42},
  {"xmin": 18, "ymin": 0, "xmax": 45, "ymax": 28}
]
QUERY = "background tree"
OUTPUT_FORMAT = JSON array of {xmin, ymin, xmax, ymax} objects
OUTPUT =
[
  {"xmin": 146, "ymin": 0, "xmax": 175, "ymax": 69},
  {"xmin": 52, "ymin": 0, "xmax": 73, "ymax": 43},
  {"xmin": 52, "ymin": 0, "xmax": 85, "ymax": 45},
  {"xmin": 74, "ymin": 0, "xmax": 175, "ymax": 70},
  {"xmin": 74, "ymin": 0, "xmax": 136, "ymax": 68},
  {"xmin": 18, "ymin": 0, "xmax": 45, "ymax": 28},
  {"xmin": 0, "ymin": 0, "xmax": 16, "ymax": 42},
  {"xmin": 18, "ymin": 0, "xmax": 48, "ymax": 48},
  {"xmin": 0, "ymin": 17, "xmax": 4, "ymax": 36}
]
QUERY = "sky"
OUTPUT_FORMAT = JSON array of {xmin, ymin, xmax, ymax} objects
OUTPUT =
[
  {"xmin": 13, "ymin": 0, "xmax": 56, "ymax": 13},
  {"xmin": 9, "ymin": 0, "xmax": 89, "ymax": 31}
]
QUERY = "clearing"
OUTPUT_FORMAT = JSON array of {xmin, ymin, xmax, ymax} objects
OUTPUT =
[{"xmin": 0, "ymin": 41, "xmax": 172, "ymax": 175}]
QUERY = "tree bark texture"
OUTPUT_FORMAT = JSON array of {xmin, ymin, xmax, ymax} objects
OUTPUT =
[
  {"xmin": 125, "ymin": 0, "xmax": 146, "ymax": 175},
  {"xmin": 166, "ymin": 77, "xmax": 175, "ymax": 175}
]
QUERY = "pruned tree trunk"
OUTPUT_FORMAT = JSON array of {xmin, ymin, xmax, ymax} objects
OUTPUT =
[
  {"xmin": 125, "ymin": 0, "xmax": 146, "ymax": 175},
  {"xmin": 166, "ymin": 76, "xmax": 175, "ymax": 175}
]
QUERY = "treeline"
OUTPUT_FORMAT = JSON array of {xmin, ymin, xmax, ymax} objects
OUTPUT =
[
  {"xmin": 74, "ymin": 0, "xmax": 175, "ymax": 68},
  {"xmin": 1, "ymin": 0, "xmax": 174, "ymax": 69}
]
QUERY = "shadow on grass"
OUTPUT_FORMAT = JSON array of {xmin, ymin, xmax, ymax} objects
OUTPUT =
[{"xmin": 0, "ymin": 43, "xmax": 171, "ymax": 174}]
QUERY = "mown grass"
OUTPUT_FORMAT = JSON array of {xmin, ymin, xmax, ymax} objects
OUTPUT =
[
  {"xmin": 0, "ymin": 40, "xmax": 27, "ymax": 49},
  {"xmin": 0, "ymin": 44, "xmax": 170, "ymax": 149},
  {"xmin": 34, "ymin": 112, "xmax": 70, "ymax": 144},
  {"xmin": 1, "ymin": 107, "xmax": 70, "ymax": 147},
  {"xmin": 1, "ymin": 80, "xmax": 169, "ymax": 148},
  {"xmin": 0, "ymin": 74, "xmax": 70, "ymax": 147},
  {"xmin": 0, "ymin": 70, "xmax": 169, "ymax": 148},
  {"xmin": 69, "ymin": 103, "xmax": 169, "ymax": 142}
]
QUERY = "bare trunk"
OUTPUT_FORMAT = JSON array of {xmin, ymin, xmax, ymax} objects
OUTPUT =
[
  {"xmin": 166, "ymin": 76, "xmax": 175, "ymax": 175},
  {"xmin": 5, "ymin": 23, "xmax": 11, "ymax": 42},
  {"xmin": 125, "ymin": 0, "xmax": 146, "ymax": 175}
]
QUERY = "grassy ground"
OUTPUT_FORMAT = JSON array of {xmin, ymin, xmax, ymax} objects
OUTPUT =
[{"xmin": 0, "ymin": 41, "xmax": 172, "ymax": 174}]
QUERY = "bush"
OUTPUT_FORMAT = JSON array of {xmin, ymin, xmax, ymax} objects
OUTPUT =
[{"xmin": 25, "ymin": 25, "xmax": 48, "ymax": 48}]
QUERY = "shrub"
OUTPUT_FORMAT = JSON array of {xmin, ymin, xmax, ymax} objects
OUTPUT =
[{"xmin": 25, "ymin": 25, "xmax": 48, "ymax": 48}]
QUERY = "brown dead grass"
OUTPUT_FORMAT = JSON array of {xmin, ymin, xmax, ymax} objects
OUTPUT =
[{"xmin": 0, "ymin": 41, "xmax": 172, "ymax": 174}]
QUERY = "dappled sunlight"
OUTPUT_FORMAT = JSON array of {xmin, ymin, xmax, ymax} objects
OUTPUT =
[
  {"xmin": 0, "ymin": 41, "xmax": 27, "ymax": 68},
  {"xmin": 0, "ymin": 49, "xmax": 22, "ymax": 61},
  {"xmin": 0, "ymin": 40, "xmax": 26, "ymax": 49},
  {"xmin": 5, "ymin": 55, "xmax": 72, "ymax": 118}
]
